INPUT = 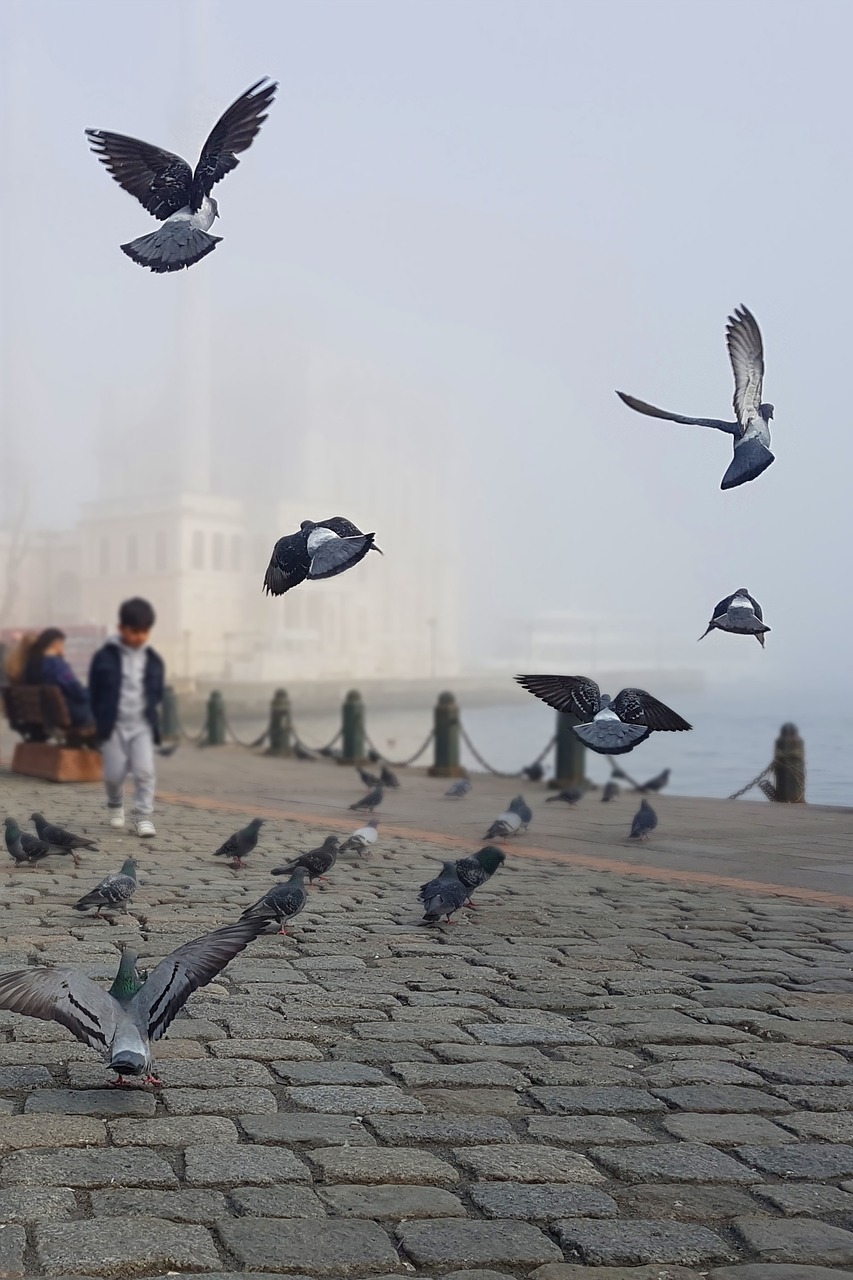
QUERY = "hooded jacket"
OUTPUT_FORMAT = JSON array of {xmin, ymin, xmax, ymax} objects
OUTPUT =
[{"xmin": 88, "ymin": 640, "xmax": 165, "ymax": 744}]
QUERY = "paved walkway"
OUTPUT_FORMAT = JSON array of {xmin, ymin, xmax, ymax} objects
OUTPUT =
[{"xmin": 1, "ymin": 747, "xmax": 853, "ymax": 1276}]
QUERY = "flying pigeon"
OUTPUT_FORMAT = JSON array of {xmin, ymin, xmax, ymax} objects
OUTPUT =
[
  {"xmin": 445, "ymin": 778, "xmax": 472, "ymax": 798},
  {"xmin": 240, "ymin": 868, "xmax": 309, "ymax": 935},
  {"xmin": 31, "ymin": 812, "xmax": 97, "ymax": 863},
  {"xmin": 263, "ymin": 518, "xmax": 382, "ymax": 597},
  {"xmin": 629, "ymin": 798, "xmax": 658, "ymax": 841},
  {"xmin": 271, "ymin": 835, "xmax": 339, "ymax": 883},
  {"xmin": 380, "ymin": 765, "xmax": 400, "ymax": 789},
  {"xmin": 358, "ymin": 767, "xmax": 381, "ymax": 789},
  {"xmin": 350, "ymin": 784, "xmax": 383, "ymax": 813},
  {"xmin": 0, "ymin": 919, "xmax": 266, "ymax": 1084},
  {"xmin": 516, "ymin": 675, "xmax": 691, "ymax": 756},
  {"xmin": 453, "ymin": 846, "xmax": 506, "ymax": 905},
  {"xmin": 418, "ymin": 863, "xmax": 469, "ymax": 925},
  {"xmin": 601, "ymin": 781, "xmax": 620, "ymax": 802},
  {"xmin": 4, "ymin": 819, "xmax": 51, "ymax": 868},
  {"xmin": 340, "ymin": 819, "xmax": 379, "ymax": 856},
  {"xmin": 616, "ymin": 306, "xmax": 775, "ymax": 490},
  {"xmin": 213, "ymin": 818, "xmax": 264, "ymax": 869},
  {"xmin": 546, "ymin": 787, "xmax": 584, "ymax": 805},
  {"xmin": 86, "ymin": 78, "xmax": 277, "ymax": 273},
  {"xmin": 699, "ymin": 589, "xmax": 770, "ymax": 648},
  {"xmin": 636, "ymin": 768, "xmax": 671, "ymax": 794},
  {"xmin": 74, "ymin": 858, "xmax": 138, "ymax": 916}
]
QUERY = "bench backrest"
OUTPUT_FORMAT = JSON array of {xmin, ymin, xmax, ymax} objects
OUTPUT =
[{"xmin": 2, "ymin": 684, "xmax": 72, "ymax": 735}]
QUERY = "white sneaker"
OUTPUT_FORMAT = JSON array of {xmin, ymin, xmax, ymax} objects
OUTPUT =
[
  {"xmin": 108, "ymin": 808, "xmax": 125, "ymax": 829},
  {"xmin": 136, "ymin": 819, "xmax": 156, "ymax": 839}
]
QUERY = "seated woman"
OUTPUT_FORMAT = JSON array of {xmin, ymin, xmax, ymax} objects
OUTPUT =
[{"xmin": 22, "ymin": 628, "xmax": 94, "ymax": 728}]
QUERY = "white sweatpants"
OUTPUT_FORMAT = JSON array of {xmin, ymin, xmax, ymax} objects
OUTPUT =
[{"xmin": 102, "ymin": 724, "xmax": 156, "ymax": 817}]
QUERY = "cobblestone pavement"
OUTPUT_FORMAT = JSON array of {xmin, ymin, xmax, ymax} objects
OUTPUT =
[{"xmin": 2, "ymin": 755, "xmax": 853, "ymax": 1278}]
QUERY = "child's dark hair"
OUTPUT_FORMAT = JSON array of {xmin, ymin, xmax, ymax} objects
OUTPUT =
[{"xmin": 119, "ymin": 598, "xmax": 156, "ymax": 630}]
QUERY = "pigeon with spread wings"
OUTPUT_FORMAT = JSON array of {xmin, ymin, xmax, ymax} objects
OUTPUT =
[
  {"xmin": 86, "ymin": 78, "xmax": 276, "ymax": 273},
  {"xmin": 516, "ymin": 675, "xmax": 691, "ymax": 756},
  {"xmin": 699, "ymin": 589, "xmax": 770, "ymax": 648},
  {"xmin": 616, "ymin": 306, "xmax": 775, "ymax": 490},
  {"xmin": 0, "ymin": 919, "xmax": 266, "ymax": 1085},
  {"xmin": 264, "ymin": 518, "xmax": 382, "ymax": 597}
]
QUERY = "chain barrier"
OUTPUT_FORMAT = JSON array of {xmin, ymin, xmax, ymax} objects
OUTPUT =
[
  {"xmin": 223, "ymin": 714, "xmax": 270, "ymax": 750},
  {"xmin": 728, "ymin": 762, "xmax": 774, "ymax": 800},
  {"xmin": 291, "ymin": 725, "xmax": 343, "ymax": 755},
  {"xmin": 458, "ymin": 722, "xmax": 555, "ymax": 779},
  {"xmin": 364, "ymin": 728, "xmax": 435, "ymax": 768}
]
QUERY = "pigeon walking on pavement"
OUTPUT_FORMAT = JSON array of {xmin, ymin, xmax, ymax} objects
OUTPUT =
[
  {"xmin": 516, "ymin": 675, "xmax": 691, "ymax": 756},
  {"xmin": 0, "ymin": 919, "xmax": 267, "ymax": 1084},
  {"xmin": 340, "ymin": 820, "xmax": 379, "ymax": 856},
  {"xmin": 546, "ymin": 787, "xmax": 584, "ymax": 806},
  {"xmin": 635, "ymin": 768, "xmax": 671, "ymax": 794},
  {"xmin": 616, "ymin": 306, "xmax": 775, "ymax": 490},
  {"xmin": 4, "ymin": 819, "xmax": 51, "ymax": 868},
  {"xmin": 350, "ymin": 784, "xmax": 383, "ymax": 813},
  {"xmin": 485, "ymin": 796, "xmax": 530, "ymax": 841},
  {"xmin": 358, "ymin": 767, "xmax": 381, "ymax": 789},
  {"xmin": 380, "ymin": 765, "xmax": 400, "ymax": 789},
  {"xmin": 264, "ymin": 518, "xmax": 382, "ymax": 596},
  {"xmin": 453, "ymin": 846, "xmax": 506, "ymax": 906},
  {"xmin": 699, "ymin": 590, "xmax": 770, "ymax": 648},
  {"xmin": 31, "ymin": 812, "xmax": 97, "ymax": 863},
  {"xmin": 213, "ymin": 818, "xmax": 264, "ymax": 869},
  {"xmin": 86, "ymin": 78, "xmax": 277, "ymax": 272},
  {"xmin": 522, "ymin": 761, "xmax": 546, "ymax": 783},
  {"xmin": 240, "ymin": 868, "xmax": 309, "ymax": 936},
  {"xmin": 73, "ymin": 858, "xmax": 138, "ymax": 916},
  {"xmin": 418, "ymin": 863, "xmax": 469, "ymax": 925},
  {"xmin": 508, "ymin": 795, "xmax": 533, "ymax": 827},
  {"xmin": 601, "ymin": 781, "xmax": 620, "ymax": 802},
  {"xmin": 271, "ymin": 836, "xmax": 339, "ymax": 883},
  {"xmin": 445, "ymin": 778, "xmax": 472, "ymax": 798},
  {"xmin": 629, "ymin": 799, "xmax": 658, "ymax": 841}
]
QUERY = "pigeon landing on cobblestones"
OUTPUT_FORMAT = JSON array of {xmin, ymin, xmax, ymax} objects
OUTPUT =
[
  {"xmin": 617, "ymin": 306, "xmax": 775, "ymax": 490},
  {"xmin": 546, "ymin": 787, "xmax": 584, "ymax": 806},
  {"xmin": 601, "ymin": 781, "xmax": 620, "ymax": 803},
  {"xmin": 73, "ymin": 858, "xmax": 138, "ymax": 916},
  {"xmin": 516, "ymin": 675, "xmax": 691, "ymax": 756},
  {"xmin": 635, "ymin": 768, "xmax": 671, "ymax": 794},
  {"xmin": 380, "ymin": 765, "xmax": 400, "ymax": 789},
  {"xmin": 699, "ymin": 589, "xmax": 770, "ymax": 648},
  {"xmin": 240, "ymin": 867, "xmax": 308, "ymax": 935},
  {"xmin": 350, "ymin": 784, "xmax": 383, "ymax": 813},
  {"xmin": 358, "ymin": 767, "xmax": 381, "ymax": 789},
  {"xmin": 86, "ymin": 78, "xmax": 277, "ymax": 272},
  {"xmin": 445, "ymin": 778, "xmax": 472, "ymax": 798},
  {"xmin": 418, "ymin": 863, "xmax": 469, "ymax": 925},
  {"xmin": 31, "ymin": 812, "xmax": 97, "ymax": 864},
  {"xmin": 0, "ymin": 919, "xmax": 267, "ymax": 1084},
  {"xmin": 629, "ymin": 799, "xmax": 658, "ymax": 841},
  {"xmin": 213, "ymin": 818, "xmax": 264, "ymax": 869},
  {"xmin": 340, "ymin": 820, "xmax": 379, "ymax": 856},
  {"xmin": 4, "ymin": 819, "xmax": 51, "ymax": 868},
  {"xmin": 453, "ymin": 846, "xmax": 506, "ymax": 906},
  {"xmin": 272, "ymin": 835, "xmax": 339, "ymax": 883},
  {"xmin": 264, "ymin": 518, "xmax": 382, "ymax": 596}
]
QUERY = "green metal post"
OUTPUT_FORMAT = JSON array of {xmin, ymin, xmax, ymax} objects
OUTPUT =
[
  {"xmin": 340, "ymin": 689, "xmax": 365, "ymax": 764},
  {"xmin": 161, "ymin": 686, "xmax": 179, "ymax": 739},
  {"xmin": 428, "ymin": 691, "xmax": 465, "ymax": 777},
  {"xmin": 206, "ymin": 690, "xmax": 226, "ymax": 747},
  {"xmin": 549, "ymin": 711, "xmax": 586, "ymax": 790},
  {"xmin": 267, "ymin": 688, "xmax": 293, "ymax": 757},
  {"xmin": 773, "ymin": 722, "xmax": 805, "ymax": 803}
]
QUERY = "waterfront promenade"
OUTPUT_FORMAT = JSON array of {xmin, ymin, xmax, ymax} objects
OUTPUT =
[{"xmin": 0, "ymin": 746, "xmax": 853, "ymax": 1274}]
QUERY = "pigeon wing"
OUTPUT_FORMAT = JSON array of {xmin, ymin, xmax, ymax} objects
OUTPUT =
[
  {"xmin": 190, "ymin": 78, "xmax": 277, "ymax": 209},
  {"xmin": 612, "ymin": 689, "xmax": 692, "ymax": 732},
  {"xmin": 515, "ymin": 675, "xmax": 601, "ymax": 721},
  {"xmin": 317, "ymin": 517, "xmax": 366, "ymax": 538},
  {"xmin": 726, "ymin": 306, "xmax": 764, "ymax": 430},
  {"xmin": 307, "ymin": 533, "xmax": 375, "ymax": 581},
  {"xmin": 711, "ymin": 592, "xmax": 737, "ymax": 621},
  {"xmin": 85, "ymin": 130, "xmax": 192, "ymax": 219},
  {"xmin": 744, "ymin": 592, "xmax": 764, "ymax": 621},
  {"xmin": 263, "ymin": 532, "xmax": 311, "ymax": 597},
  {"xmin": 0, "ymin": 967, "xmax": 118, "ymax": 1056},
  {"xmin": 616, "ymin": 391, "xmax": 737, "ymax": 435},
  {"xmin": 131, "ymin": 920, "xmax": 264, "ymax": 1042}
]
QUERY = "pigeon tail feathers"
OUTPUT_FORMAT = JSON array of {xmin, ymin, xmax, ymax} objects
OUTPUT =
[
  {"xmin": 721, "ymin": 438, "xmax": 775, "ymax": 490},
  {"xmin": 121, "ymin": 225, "xmax": 221, "ymax": 274}
]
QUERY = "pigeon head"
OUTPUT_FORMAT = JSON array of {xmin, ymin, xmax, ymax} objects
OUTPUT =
[
  {"xmin": 247, "ymin": 818, "xmax": 265, "ymax": 833},
  {"xmin": 322, "ymin": 836, "xmax": 340, "ymax": 849},
  {"xmin": 367, "ymin": 820, "xmax": 379, "ymax": 830},
  {"xmin": 734, "ymin": 588, "xmax": 751, "ymax": 598},
  {"xmin": 120, "ymin": 857, "xmax": 139, "ymax": 878},
  {"xmin": 4, "ymin": 818, "xmax": 20, "ymax": 837},
  {"xmin": 299, "ymin": 521, "xmax": 317, "ymax": 533},
  {"xmin": 289, "ymin": 866, "xmax": 309, "ymax": 883},
  {"xmin": 210, "ymin": 196, "xmax": 220, "ymax": 220},
  {"xmin": 108, "ymin": 950, "xmax": 143, "ymax": 1004},
  {"xmin": 30, "ymin": 812, "xmax": 45, "ymax": 824},
  {"xmin": 760, "ymin": 403, "xmax": 774, "ymax": 421},
  {"xmin": 475, "ymin": 846, "xmax": 506, "ymax": 874}
]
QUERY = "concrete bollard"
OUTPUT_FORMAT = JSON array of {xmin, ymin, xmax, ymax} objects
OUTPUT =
[
  {"xmin": 428, "ymin": 691, "xmax": 465, "ymax": 778},
  {"xmin": 773, "ymin": 722, "xmax": 806, "ymax": 803},
  {"xmin": 339, "ymin": 689, "xmax": 366, "ymax": 764},
  {"xmin": 548, "ymin": 711, "xmax": 586, "ymax": 790},
  {"xmin": 206, "ymin": 690, "xmax": 226, "ymax": 747},
  {"xmin": 267, "ymin": 688, "xmax": 293, "ymax": 757},
  {"xmin": 161, "ymin": 686, "xmax": 179, "ymax": 740}
]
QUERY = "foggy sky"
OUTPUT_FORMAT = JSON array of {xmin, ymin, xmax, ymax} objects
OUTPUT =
[{"xmin": 1, "ymin": 0, "xmax": 851, "ymax": 688}]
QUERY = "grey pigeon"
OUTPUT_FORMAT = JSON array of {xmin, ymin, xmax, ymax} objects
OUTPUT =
[
  {"xmin": 601, "ymin": 780, "xmax": 620, "ymax": 802},
  {"xmin": 629, "ymin": 799, "xmax": 658, "ymax": 841},
  {"xmin": 0, "ymin": 918, "xmax": 266, "ymax": 1084},
  {"xmin": 418, "ymin": 864, "xmax": 469, "ymax": 925},
  {"xmin": 272, "ymin": 836, "xmax": 339, "ymax": 883},
  {"xmin": 350, "ymin": 784, "xmax": 383, "ymax": 813},
  {"xmin": 485, "ymin": 809, "xmax": 523, "ymax": 841},
  {"xmin": 31, "ymin": 812, "xmax": 97, "ymax": 863},
  {"xmin": 546, "ymin": 787, "xmax": 584, "ymax": 805},
  {"xmin": 358, "ymin": 767, "xmax": 381, "ymax": 788},
  {"xmin": 516, "ymin": 674, "xmax": 691, "ymax": 756},
  {"xmin": 445, "ymin": 778, "xmax": 472, "ymax": 798},
  {"xmin": 294, "ymin": 742, "xmax": 317, "ymax": 761},
  {"xmin": 380, "ymin": 765, "xmax": 400, "ymax": 789},
  {"xmin": 340, "ymin": 820, "xmax": 379, "ymax": 856},
  {"xmin": 453, "ymin": 846, "xmax": 506, "ymax": 905},
  {"xmin": 4, "ymin": 819, "xmax": 50, "ymax": 867},
  {"xmin": 508, "ymin": 795, "xmax": 533, "ymax": 826},
  {"xmin": 157, "ymin": 742, "xmax": 180, "ymax": 758},
  {"xmin": 86, "ymin": 78, "xmax": 277, "ymax": 273},
  {"xmin": 616, "ymin": 306, "xmax": 775, "ymax": 490},
  {"xmin": 523, "ymin": 761, "xmax": 546, "ymax": 782},
  {"xmin": 636, "ymin": 768, "xmax": 671, "ymax": 794},
  {"xmin": 240, "ymin": 868, "xmax": 309, "ymax": 935},
  {"xmin": 213, "ymin": 818, "xmax": 264, "ymax": 868},
  {"xmin": 699, "ymin": 589, "xmax": 769, "ymax": 648},
  {"xmin": 264, "ymin": 518, "xmax": 382, "ymax": 596},
  {"xmin": 73, "ymin": 858, "xmax": 138, "ymax": 916}
]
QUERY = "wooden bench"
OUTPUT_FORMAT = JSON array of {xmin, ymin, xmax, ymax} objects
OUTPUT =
[{"xmin": 2, "ymin": 685, "xmax": 103, "ymax": 783}]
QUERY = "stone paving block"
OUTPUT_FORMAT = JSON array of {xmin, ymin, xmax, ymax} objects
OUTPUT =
[
  {"xmin": 527, "ymin": 1115, "xmax": 650, "ymax": 1144},
  {"xmin": 753, "ymin": 1182, "xmax": 853, "ymax": 1217},
  {"xmin": 529, "ymin": 1086, "xmax": 666, "ymax": 1114},
  {"xmin": 35, "ymin": 1216, "xmax": 220, "ymax": 1276},
  {"xmin": 228, "ymin": 1186, "xmax": 328, "ymax": 1218},
  {"xmin": 617, "ymin": 1183, "xmax": 757, "ymax": 1220},
  {"xmin": 589, "ymin": 1142, "xmax": 759, "ymax": 1184},
  {"xmin": 772, "ymin": 1084, "xmax": 853, "ymax": 1110},
  {"xmin": 241, "ymin": 1114, "xmax": 376, "ymax": 1145},
  {"xmin": 272, "ymin": 1061, "xmax": 390, "ymax": 1085},
  {"xmin": 185, "ymin": 1143, "xmax": 310, "ymax": 1186},
  {"xmin": 320, "ymin": 1184, "xmax": 467, "ymax": 1218},
  {"xmin": 356, "ymin": 1020, "xmax": 473, "ymax": 1043},
  {"xmin": 653, "ymin": 1085, "xmax": 791, "ymax": 1113},
  {"xmin": 471, "ymin": 1182, "xmax": 618, "ymax": 1219},
  {"xmin": 414, "ymin": 1087, "xmax": 530, "ymax": 1116},
  {"xmin": 733, "ymin": 1216, "xmax": 853, "ymax": 1264},
  {"xmin": 219, "ymin": 1218, "xmax": 401, "ymax": 1274},
  {"xmin": 0, "ymin": 1065, "xmax": 52, "ymax": 1088},
  {"xmin": 468, "ymin": 1023, "xmax": 594, "ymax": 1045},
  {"xmin": 554, "ymin": 1217, "xmax": 736, "ymax": 1264},
  {"xmin": 0, "ymin": 1224, "xmax": 25, "ymax": 1277},
  {"xmin": 663, "ymin": 1114, "xmax": 796, "ymax": 1145},
  {"xmin": 90, "ymin": 1188, "xmax": 228, "ymax": 1222},
  {"xmin": 736, "ymin": 1143, "xmax": 853, "ymax": 1179},
  {"xmin": 24, "ymin": 1088, "xmax": 157, "ymax": 1116},
  {"xmin": 453, "ymin": 1144, "xmax": 603, "ymax": 1183},
  {"xmin": 529, "ymin": 1063, "xmax": 642, "ymax": 1086},
  {"xmin": 66, "ymin": 1058, "xmax": 275, "ymax": 1088},
  {"xmin": 642, "ymin": 1060, "xmax": 767, "ymax": 1087},
  {"xmin": 710, "ymin": 1268, "xmax": 853, "ymax": 1280},
  {"xmin": 161, "ymin": 1086, "xmax": 277, "ymax": 1114},
  {"xmin": 390, "ymin": 1060, "xmax": 528, "ymax": 1088},
  {"xmin": 0, "ymin": 1114, "xmax": 106, "ymax": 1149},
  {"xmin": 396, "ymin": 1218, "xmax": 562, "ymax": 1268},
  {"xmin": 369, "ymin": 1114, "xmax": 518, "ymax": 1144},
  {"xmin": 531, "ymin": 1268, "xmax": 699, "ymax": 1280},
  {"xmin": 286, "ymin": 1084, "xmax": 425, "ymax": 1113},
  {"xmin": 311, "ymin": 1146, "xmax": 458, "ymax": 1185},
  {"xmin": 780, "ymin": 1110, "xmax": 853, "ymax": 1141},
  {"xmin": 210, "ymin": 1038, "xmax": 324, "ymax": 1060},
  {"xmin": 1, "ymin": 1147, "xmax": 178, "ymax": 1188},
  {"xmin": 108, "ymin": 1115, "xmax": 239, "ymax": 1145},
  {"xmin": 0, "ymin": 1187, "xmax": 77, "ymax": 1222}
]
